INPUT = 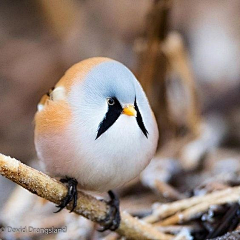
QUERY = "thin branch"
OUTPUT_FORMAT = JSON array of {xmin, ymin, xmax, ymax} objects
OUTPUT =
[
  {"xmin": 144, "ymin": 186, "xmax": 240, "ymax": 226},
  {"xmin": 154, "ymin": 179, "xmax": 185, "ymax": 201},
  {"xmin": 0, "ymin": 153, "xmax": 173, "ymax": 240},
  {"xmin": 159, "ymin": 192, "xmax": 240, "ymax": 226}
]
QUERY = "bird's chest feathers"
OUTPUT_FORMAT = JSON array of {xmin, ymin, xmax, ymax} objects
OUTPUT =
[
  {"xmin": 96, "ymin": 115, "xmax": 144, "ymax": 157},
  {"xmin": 70, "ymin": 113, "xmax": 150, "ymax": 191},
  {"xmin": 70, "ymin": 112, "xmax": 148, "ymax": 164}
]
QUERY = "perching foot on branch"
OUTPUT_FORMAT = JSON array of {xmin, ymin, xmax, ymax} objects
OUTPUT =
[
  {"xmin": 99, "ymin": 190, "xmax": 121, "ymax": 232},
  {"xmin": 54, "ymin": 179, "xmax": 121, "ymax": 231},
  {"xmin": 55, "ymin": 177, "xmax": 78, "ymax": 213}
]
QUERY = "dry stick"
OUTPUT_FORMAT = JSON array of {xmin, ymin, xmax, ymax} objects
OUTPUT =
[
  {"xmin": 157, "ymin": 224, "xmax": 202, "ymax": 235},
  {"xmin": 172, "ymin": 230, "xmax": 192, "ymax": 240},
  {"xmin": 0, "ymin": 153, "xmax": 173, "ymax": 240},
  {"xmin": 137, "ymin": 0, "xmax": 175, "ymax": 146},
  {"xmin": 144, "ymin": 187, "xmax": 240, "ymax": 224},
  {"xmin": 154, "ymin": 179, "xmax": 185, "ymax": 201},
  {"xmin": 162, "ymin": 32, "xmax": 201, "ymax": 137},
  {"xmin": 138, "ymin": 0, "xmax": 171, "ymax": 93},
  {"xmin": 159, "ymin": 191, "xmax": 240, "ymax": 226}
]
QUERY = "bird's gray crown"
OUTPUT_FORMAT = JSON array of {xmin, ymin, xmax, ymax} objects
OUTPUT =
[{"xmin": 82, "ymin": 61, "xmax": 136, "ymax": 105}]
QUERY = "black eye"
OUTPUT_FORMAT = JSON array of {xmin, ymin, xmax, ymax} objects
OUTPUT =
[
  {"xmin": 96, "ymin": 97, "xmax": 122, "ymax": 139},
  {"xmin": 107, "ymin": 98, "xmax": 115, "ymax": 105}
]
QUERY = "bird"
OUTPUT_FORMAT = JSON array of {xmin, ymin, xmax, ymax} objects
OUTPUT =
[{"xmin": 34, "ymin": 57, "xmax": 159, "ymax": 230}]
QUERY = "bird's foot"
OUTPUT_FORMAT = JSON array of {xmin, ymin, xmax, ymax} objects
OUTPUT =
[
  {"xmin": 54, "ymin": 177, "xmax": 78, "ymax": 213},
  {"xmin": 99, "ymin": 190, "xmax": 121, "ymax": 232}
]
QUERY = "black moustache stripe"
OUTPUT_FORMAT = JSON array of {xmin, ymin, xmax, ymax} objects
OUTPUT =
[
  {"xmin": 96, "ymin": 97, "xmax": 149, "ymax": 139},
  {"xmin": 134, "ymin": 98, "xmax": 148, "ymax": 138},
  {"xmin": 96, "ymin": 97, "xmax": 122, "ymax": 139}
]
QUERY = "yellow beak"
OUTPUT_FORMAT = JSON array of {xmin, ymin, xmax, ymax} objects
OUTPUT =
[{"xmin": 123, "ymin": 105, "xmax": 137, "ymax": 117}]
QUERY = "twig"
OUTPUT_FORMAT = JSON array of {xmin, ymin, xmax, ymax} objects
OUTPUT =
[
  {"xmin": 158, "ymin": 190, "xmax": 240, "ymax": 226},
  {"xmin": 172, "ymin": 229, "xmax": 192, "ymax": 240},
  {"xmin": 154, "ymin": 179, "xmax": 185, "ymax": 201},
  {"xmin": 145, "ymin": 187, "xmax": 240, "ymax": 224},
  {"xmin": 157, "ymin": 224, "xmax": 202, "ymax": 234},
  {"xmin": 0, "ymin": 153, "xmax": 172, "ymax": 240},
  {"xmin": 118, "ymin": 212, "xmax": 173, "ymax": 240},
  {"xmin": 137, "ymin": 0, "xmax": 175, "ymax": 145},
  {"xmin": 162, "ymin": 32, "xmax": 201, "ymax": 137}
]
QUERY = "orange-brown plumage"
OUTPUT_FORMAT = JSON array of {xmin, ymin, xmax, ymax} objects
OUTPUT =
[
  {"xmin": 35, "ymin": 57, "xmax": 111, "ymax": 135},
  {"xmin": 35, "ymin": 100, "xmax": 71, "ymax": 135}
]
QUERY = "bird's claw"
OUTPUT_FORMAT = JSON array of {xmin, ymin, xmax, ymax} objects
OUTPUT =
[
  {"xmin": 98, "ymin": 190, "xmax": 121, "ymax": 232},
  {"xmin": 54, "ymin": 177, "xmax": 78, "ymax": 213}
]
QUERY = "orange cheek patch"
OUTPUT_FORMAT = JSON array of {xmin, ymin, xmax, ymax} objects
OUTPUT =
[{"xmin": 35, "ymin": 100, "xmax": 72, "ymax": 135}]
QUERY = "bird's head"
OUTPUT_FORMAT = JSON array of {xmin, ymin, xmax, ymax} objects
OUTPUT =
[
  {"xmin": 64, "ymin": 58, "xmax": 149, "ymax": 140},
  {"xmin": 36, "ymin": 58, "xmax": 153, "ymax": 143}
]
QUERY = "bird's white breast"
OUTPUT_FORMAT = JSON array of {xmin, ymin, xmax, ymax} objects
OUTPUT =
[{"xmin": 68, "ymin": 113, "xmax": 156, "ymax": 191}]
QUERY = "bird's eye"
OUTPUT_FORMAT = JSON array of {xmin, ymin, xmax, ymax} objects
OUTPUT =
[{"xmin": 107, "ymin": 98, "xmax": 115, "ymax": 105}]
